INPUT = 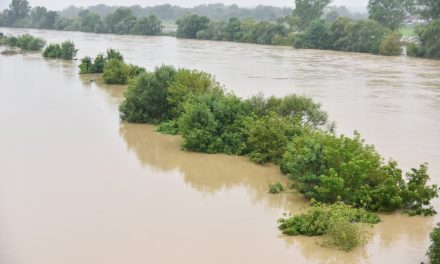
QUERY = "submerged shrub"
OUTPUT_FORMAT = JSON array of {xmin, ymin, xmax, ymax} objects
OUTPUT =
[
  {"xmin": 155, "ymin": 120, "xmax": 179, "ymax": 135},
  {"xmin": 60, "ymin": 41, "xmax": 78, "ymax": 60},
  {"xmin": 427, "ymin": 223, "xmax": 440, "ymax": 264},
  {"xmin": 43, "ymin": 41, "xmax": 77, "ymax": 60},
  {"xmin": 268, "ymin": 182, "xmax": 284, "ymax": 194},
  {"xmin": 79, "ymin": 48, "xmax": 124, "ymax": 74},
  {"xmin": 43, "ymin": 43, "xmax": 61, "ymax": 58},
  {"xmin": 2, "ymin": 34, "xmax": 45, "ymax": 50},
  {"xmin": 278, "ymin": 203, "xmax": 379, "ymax": 251}
]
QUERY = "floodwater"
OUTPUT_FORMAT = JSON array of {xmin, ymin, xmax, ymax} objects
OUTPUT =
[{"xmin": 1, "ymin": 28, "xmax": 440, "ymax": 264}]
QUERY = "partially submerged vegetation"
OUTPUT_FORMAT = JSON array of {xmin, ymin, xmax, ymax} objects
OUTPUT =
[
  {"xmin": 79, "ymin": 49, "xmax": 146, "ymax": 85},
  {"xmin": 278, "ymin": 202, "xmax": 380, "ymax": 251},
  {"xmin": 0, "ymin": 33, "xmax": 45, "ymax": 50},
  {"xmin": 42, "ymin": 40, "xmax": 77, "ymax": 60},
  {"xmin": 427, "ymin": 223, "xmax": 440, "ymax": 264}
]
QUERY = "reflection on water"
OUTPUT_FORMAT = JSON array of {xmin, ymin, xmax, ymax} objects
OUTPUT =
[{"xmin": 1, "ymin": 27, "xmax": 440, "ymax": 264}]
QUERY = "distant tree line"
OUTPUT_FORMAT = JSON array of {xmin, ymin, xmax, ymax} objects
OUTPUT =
[
  {"xmin": 0, "ymin": 0, "xmax": 163, "ymax": 35},
  {"xmin": 59, "ymin": 3, "xmax": 292, "ymax": 22}
]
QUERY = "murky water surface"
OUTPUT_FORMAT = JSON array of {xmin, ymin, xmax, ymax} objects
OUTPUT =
[{"xmin": 1, "ymin": 28, "xmax": 440, "ymax": 264}]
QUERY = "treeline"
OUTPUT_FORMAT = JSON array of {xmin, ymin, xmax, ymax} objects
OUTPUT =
[
  {"xmin": 0, "ymin": 0, "xmax": 163, "ymax": 35},
  {"xmin": 176, "ymin": 15, "xmax": 292, "ymax": 45},
  {"xmin": 59, "ymin": 3, "xmax": 291, "ymax": 22},
  {"xmin": 174, "ymin": 0, "xmax": 440, "ymax": 58}
]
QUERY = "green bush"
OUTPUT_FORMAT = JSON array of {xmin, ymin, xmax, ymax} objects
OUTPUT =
[
  {"xmin": 60, "ymin": 40, "xmax": 78, "ymax": 60},
  {"xmin": 103, "ymin": 59, "xmax": 130, "ymax": 84},
  {"xmin": 155, "ymin": 120, "xmax": 179, "ymax": 135},
  {"xmin": 119, "ymin": 65, "xmax": 177, "ymax": 123},
  {"xmin": 79, "ymin": 56, "xmax": 94, "ymax": 74},
  {"xmin": 278, "ymin": 202, "xmax": 379, "ymax": 251},
  {"xmin": 427, "ymin": 223, "xmax": 440, "ymax": 264},
  {"xmin": 43, "ymin": 43, "xmax": 61, "ymax": 58},
  {"xmin": 178, "ymin": 91, "xmax": 249, "ymax": 154},
  {"xmin": 280, "ymin": 131, "xmax": 438, "ymax": 215},
  {"xmin": 43, "ymin": 40, "xmax": 77, "ymax": 60},
  {"xmin": 379, "ymin": 32, "xmax": 402, "ymax": 56},
  {"xmin": 268, "ymin": 182, "xmax": 284, "ymax": 194}
]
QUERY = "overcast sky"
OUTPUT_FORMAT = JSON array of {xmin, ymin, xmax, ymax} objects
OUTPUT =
[{"xmin": 0, "ymin": 0, "xmax": 369, "ymax": 11}]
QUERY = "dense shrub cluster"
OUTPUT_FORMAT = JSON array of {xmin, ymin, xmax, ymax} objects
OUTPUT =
[
  {"xmin": 427, "ymin": 223, "xmax": 440, "ymax": 264},
  {"xmin": 278, "ymin": 202, "xmax": 380, "ymax": 251},
  {"xmin": 280, "ymin": 132, "xmax": 439, "ymax": 215},
  {"xmin": 0, "ymin": 33, "xmax": 45, "ymax": 50},
  {"xmin": 42, "ymin": 40, "xmax": 78, "ymax": 59},
  {"xmin": 118, "ymin": 62, "xmax": 438, "ymax": 218}
]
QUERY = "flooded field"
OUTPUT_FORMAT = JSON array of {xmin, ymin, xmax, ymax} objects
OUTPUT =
[{"xmin": 1, "ymin": 27, "xmax": 440, "ymax": 263}]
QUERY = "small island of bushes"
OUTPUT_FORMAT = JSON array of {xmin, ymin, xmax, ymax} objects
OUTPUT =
[{"xmin": 77, "ymin": 48, "xmax": 439, "ymax": 250}]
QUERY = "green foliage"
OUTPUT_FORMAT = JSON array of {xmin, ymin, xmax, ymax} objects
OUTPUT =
[
  {"xmin": 79, "ymin": 56, "xmax": 94, "ymax": 74},
  {"xmin": 280, "ymin": 131, "xmax": 438, "ymax": 215},
  {"xmin": 278, "ymin": 202, "xmax": 379, "ymax": 251},
  {"xmin": 292, "ymin": 0, "xmax": 332, "ymax": 30},
  {"xmin": 119, "ymin": 65, "xmax": 177, "ymax": 123},
  {"xmin": 368, "ymin": 0, "xmax": 415, "ymax": 31},
  {"xmin": 176, "ymin": 14, "xmax": 210, "ymax": 39},
  {"xmin": 102, "ymin": 59, "xmax": 130, "ymax": 84},
  {"xmin": 43, "ymin": 40, "xmax": 77, "ymax": 60},
  {"xmin": 427, "ymin": 223, "xmax": 440, "ymax": 264},
  {"xmin": 1, "ymin": 33, "xmax": 45, "ymax": 50},
  {"xmin": 155, "ymin": 120, "xmax": 179, "ymax": 135},
  {"xmin": 60, "ymin": 40, "xmax": 78, "ymax": 59},
  {"xmin": 42, "ymin": 43, "xmax": 61, "ymax": 58},
  {"xmin": 324, "ymin": 219, "xmax": 373, "ymax": 251},
  {"xmin": 79, "ymin": 49, "xmax": 124, "ymax": 74},
  {"xmin": 379, "ymin": 32, "xmax": 402, "ymax": 56},
  {"xmin": 268, "ymin": 182, "xmax": 285, "ymax": 194},
  {"xmin": 294, "ymin": 18, "xmax": 389, "ymax": 55},
  {"xmin": 403, "ymin": 164, "xmax": 439, "ymax": 216},
  {"xmin": 409, "ymin": 20, "xmax": 440, "ymax": 59},
  {"xmin": 418, "ymin": 0, "xmax": 440, "ymax": 21},
  {"xmin": 245, "ymin": 113, "xmax": 301, "ymax": 164},
  {"xmin": 178, "ymin": 91, "xmax": 249, "ymax": 154},
  {"xmin": 167, "ymin": 69, "xmax": 219, "ymax": 119}
]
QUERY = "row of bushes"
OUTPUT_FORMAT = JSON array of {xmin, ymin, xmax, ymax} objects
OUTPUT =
[
  {"xmin": 294, "ymin": 17, "xmax": 402, "ymax": 56},
  {"xmin": 117, "ymin": 63, "xmax": 438, "ymax": 219},
  {"xmin": 0, "ymin": 33, "xmax": 79, "ymax": 61},
  {"xmin": 0, "ymin": 33, "xmax": 45, "ymax": 50},
  {"xmin": 42, "ymin": 41, "xmax": 78, "ymax": 60}
]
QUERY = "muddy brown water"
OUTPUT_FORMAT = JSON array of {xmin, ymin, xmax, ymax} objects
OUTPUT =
[{"xmin": 1, "ymin": 28, "xmax": 440, "ymax": 264}]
